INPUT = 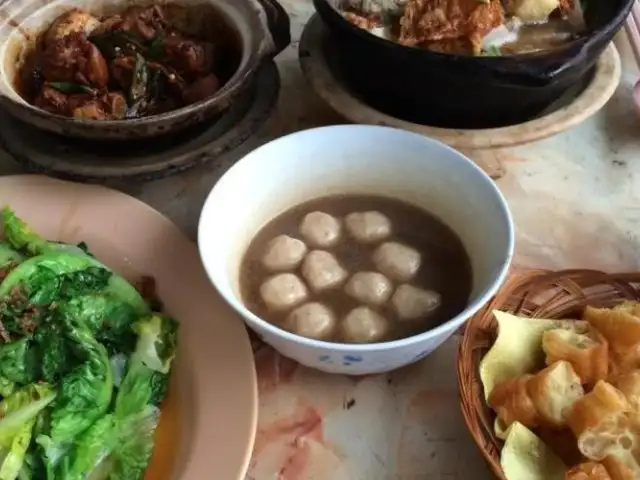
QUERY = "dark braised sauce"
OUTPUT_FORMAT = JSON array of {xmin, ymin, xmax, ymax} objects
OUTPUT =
[
  {"xmin": 240, "ymin": 194, "xmax": 473, "ymax": 342},
  {"xmin": 15, "ymin": 4, "xmax": 241, "ymax": 120}
]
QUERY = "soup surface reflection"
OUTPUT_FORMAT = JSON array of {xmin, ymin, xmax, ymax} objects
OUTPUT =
[{"xmin": 240, "ymin": 195, "xmax": 473, "ymax": 344}]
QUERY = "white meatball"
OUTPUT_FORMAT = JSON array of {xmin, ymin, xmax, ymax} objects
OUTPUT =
[
  {"xmin": 373, "ymin": 242, "xmax": 421, "ymax": 281},
  {"xmin": 262, "ymin": 235, "xmax": 308, "ymax": 271},
  {"xmin": 345, "ymin": 211, "xmax": 391, "ymax": 243},
  {"xmin": 259, "ymin": 273, "xmax": 308, "ymax": 310},
  {"xmin": 342, "ymin": 306, "xmax": 389, "ymax": 343},
  {"xmin": 392, "ymin": 284, "xmax": 441, "ymax": 320},
  {"xmin": 301, "ymin": 250, "xmax": 348, "ymax": 292},
  {"xmin": 345, "ymin": 272, "xmax": 393, "ymax": 306},
  {"xmin": 283, "ymin": 302, "xmax": 337, "ymax": 340},
  {"xmin": 299, "ymin": 212, "xmax": 341, "ymax": 247}
]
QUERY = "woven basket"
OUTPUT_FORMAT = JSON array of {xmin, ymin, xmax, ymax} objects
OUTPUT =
[{"xmin": 457, "ymin": 268, "xmax": 640, "ymax": 478}]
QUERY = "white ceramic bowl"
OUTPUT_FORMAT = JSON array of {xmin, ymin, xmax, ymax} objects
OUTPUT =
[{"xmin": 198, "ymin": 125, "xmax": 514, "ymax": 374}]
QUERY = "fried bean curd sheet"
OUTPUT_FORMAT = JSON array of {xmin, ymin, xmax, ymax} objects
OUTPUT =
[
  {"xmin": 479, "ymin": 310, "xmax": 587, "ymax": 401},
  {"xmin": 399, "ymin": 0, "xmax": 504, "ymax": 54},
  {"xmin": 501, "ymin": 421, "xmax": 567, "ymax": 480}
]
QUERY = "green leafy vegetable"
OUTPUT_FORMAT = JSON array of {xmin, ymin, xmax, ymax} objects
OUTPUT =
[
  {"xmin": 47, "ymin": 83, "xmax": 95, "ymax": 95},
  {"xmin": 115, "ymin": 315, "xmax": 177, "ymax": 418},
  {"xmin": 0, "ymin": 207, "xmax": 178, "ymax": 479},
  {"xmin": 0, "ymin": 251, "xmax": 149, "ymax": 318},
  {"xmin": 89, "ymin": 30, "xmax": 146, "ymax": 58},
  {"xmin": 0, "ymin": 243, "xmax": 24, "ymax": 272},
  {"xmin": 110, "ymin": 406, "xmax": 160, "ymax": 480},
  {"xmin": 2, "ymin": 208, "xmax": 91, "ymax": 258},
  {"xmin": 0, "ymin": 384, "xmax": 56, "ymax": 480},
  {"xmin": 130, "ymin": 53, "xmax": 149, "ymax": 105},
  {"xmin": 146, "ymin": 34, "xmax": 165, "ymax": 60},
  {"xmin": 0, "ymin": 340, "xmax": 38, "ymax": 385}
]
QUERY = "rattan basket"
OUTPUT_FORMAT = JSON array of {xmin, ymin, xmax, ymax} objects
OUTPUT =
[{"xmin": 457, "ymin": 268, "xmax": 640, "ymax": 478}]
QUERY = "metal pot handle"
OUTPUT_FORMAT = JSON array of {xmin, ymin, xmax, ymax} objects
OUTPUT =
[{"xmin": 255, "ymin": 0, "xmax": 291, "ymax": 58}]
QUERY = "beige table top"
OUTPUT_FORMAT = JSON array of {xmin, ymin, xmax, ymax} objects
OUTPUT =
[{"xmin": 0, "ymin": 1, "xmax": 638, "ymax": 478}]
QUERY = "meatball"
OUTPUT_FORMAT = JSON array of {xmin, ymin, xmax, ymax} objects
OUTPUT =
[
  {"xmin": 345, "ymin": 272, "xmax": 393, "ymax": 306},
  {"xmin": 44, "ymin": 9, "xmax": 101, "ymax": 46},
  {"xmin": 42, "ymin": 32, "xmax": 109, "ymax": 88},
  {"xmin": 345, "ymin": 211, "xmax": 391, "ymax": 243},
  {"xmin": 262, "ymin": 235, "xmax": 307, "ymax": 272},
  {"xmin": 299, "ymin": 211, "xmax": 341, "ymax": 247},
  {"xmin": 373, "ymin": 242, "xmax": 421, "ymax": 281},
  {"xmin": 301, "ymin": 250, "xmax": 348, "ymax": 292},
  {"xmin": 391, "ymin": 284, "xmax": 441, "ymax": 320},
  {"xmin": 259, "ymin": 273, "xmax": 308, "ymax": 311},
  {"xmin": 283, "ymin": 303, "xmax": 337, "ymax": 340},
  {"xmin": 342, "ymin": 306, "xmax": 389, "ymax": 343}
]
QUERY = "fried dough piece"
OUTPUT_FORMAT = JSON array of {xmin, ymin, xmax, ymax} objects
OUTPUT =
[
  {"xmin": 565, "ymin": 462, "xmax": 612, "ymax": 480},
  {"xmin": 602, "ymin": 455, "xmax": 639, "ymax": 480},
  {"xmin": 489, "ymin": 374, "xmax": 541, "ymax": 429},
  {"xmin": 614, "ymin": 301, "xmax": 640, "ymax": 317},
  {"xmin": 542, "ymin": 327, "xmax": 609, "ymax": 387},
  {"xmin": 567, "ymin": 381, "xmax": 633, "ymax": 461},
  {"xmin": 489, "ymin": 361, "xmax": 584, "ymax": 430},
  {"xmin": 528, "ymin": 360, "xmax": 585, "ymax": 428},
  {"xmin": 612, "ymin": 371, "xmax": 640, "ymax": 411},
  {"xmin": 538, "ymin": 426, "xmax": 584, "ymax": 467},
  {"xmin": 568, "ymin": 381, "xmax": 632, "ymax": 440},
  {"xmin": 399, "ymin": 0, "xmax": 504, "ymax": 54},
  {"xmin": 585, "ymin": 306, "xmax": 640, "ymax": 374}
]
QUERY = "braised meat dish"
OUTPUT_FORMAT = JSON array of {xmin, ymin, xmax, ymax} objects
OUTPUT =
[
  {"xmin": 16, "ymin": 5, "xmax": 237, "ymax": 120},
  {"xmin": 341, "ymin": 0, "xmax": 586, "ymax": 56}
]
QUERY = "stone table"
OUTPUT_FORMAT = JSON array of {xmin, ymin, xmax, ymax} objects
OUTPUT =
[{"xmin": 1, "ymin": 1, "xmax": 639, "ymax": 478}]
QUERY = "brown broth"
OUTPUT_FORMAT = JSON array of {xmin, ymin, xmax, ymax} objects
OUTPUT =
[{"xmin": 240, "ymin": 195, "xmax": 473, "ymax": 343}]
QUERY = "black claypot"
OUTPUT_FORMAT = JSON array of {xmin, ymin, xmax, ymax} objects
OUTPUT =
[{"xmin": 313, "ymin": 0, "xmax": 633, "ymax": 128}]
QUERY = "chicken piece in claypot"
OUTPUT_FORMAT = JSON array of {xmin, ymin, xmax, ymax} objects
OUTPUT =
[{"xmin": 0, "ymin": 0, "xmax": 290, "ymax": 140}]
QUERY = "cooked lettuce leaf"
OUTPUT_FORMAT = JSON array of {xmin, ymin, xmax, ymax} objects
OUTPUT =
[
  {"xmin": 59, "ymin": 414, "xmax": 117, "ymax": 480},
  {"xmin": 1, "ymin": 209, "xmax": 90, "ymax": 259},
  {"xmin": 115, "ymin": 315, "xmax": 177, "ymax": 418},
  {"xmin": 0, "ymin": 210, "xmax": 48, "ymax": 258},
  {"xmin": 0, "ymin": 378, "xmax": 15, "ymax": 399},
  {"xmin": 57, "ymin": 295, "xmax": 138, "ymax": 356},
  {"xmin": 0, "ymin": 243, "xmax": 23, "ymax": 271},
  {"xmin": 0, "ymin": 340, "xmax": 38, "ymax": 385},
  {"xmin": 48, "ymin": 316, "xmax": 113, "ymax": 444},
  {"xmin": 0, "ymin": 384, "xmax": 56, "ymax": 480},
  {"xmin": 0, "ymin": 252, "xmax": 149, "ymax": 329},
  {"xmin": 110, "ymin": 406, "xmax": 160, "ymax": 480},
  {"xmin": 0, "ymin": 207, "xmax": 178, "ymax": 480}
]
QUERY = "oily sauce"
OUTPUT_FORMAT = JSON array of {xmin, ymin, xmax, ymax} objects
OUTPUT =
[
  {"xmin": 144, "ymin": 376, "xmax": 180, "ymax": 480},
  {"xmin": 240, "ymin": 195, "xmax": 473, "ymax": 342}
]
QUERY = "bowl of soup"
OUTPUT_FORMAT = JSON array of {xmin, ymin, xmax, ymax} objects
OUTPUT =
[
  {"xmin": 310, "ymin": 0, "xmax": 633, "ymax": 128},
  {"xmin": 198, "ymin": 125, "xmax": 514, "ymax": 374}
]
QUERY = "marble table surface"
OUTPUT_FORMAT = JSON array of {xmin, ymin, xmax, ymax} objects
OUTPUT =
[{"xmin": 1, "ymin": 1, "xmax": 640, "ymax": 478}]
